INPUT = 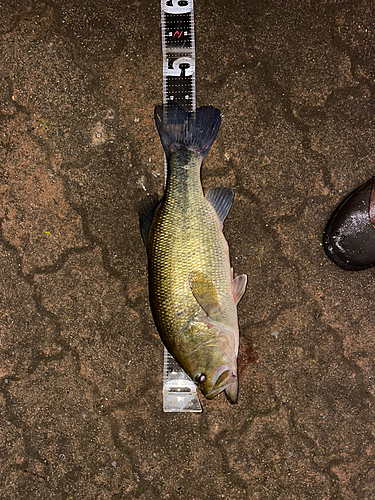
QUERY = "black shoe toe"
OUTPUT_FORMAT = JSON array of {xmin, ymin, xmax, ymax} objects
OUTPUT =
[{"xmin": 323, "ymin": 177, "xmax": 375, "ymax": 271}]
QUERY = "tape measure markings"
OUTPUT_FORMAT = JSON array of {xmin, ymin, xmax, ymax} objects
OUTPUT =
[{"xmin": 160, "ymin": 0, "xmax": 202, "ymax": 413}]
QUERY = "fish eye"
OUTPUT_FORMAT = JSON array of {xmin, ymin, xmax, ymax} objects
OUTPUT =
[{"xmin": 194, "ymin": 373, "xmax": 206, "ymax": 385}]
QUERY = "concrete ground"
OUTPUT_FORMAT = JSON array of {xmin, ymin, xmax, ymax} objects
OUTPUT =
[{"xmin": 0, "ymin": 1, "xmax": 374, "ymax": 499}]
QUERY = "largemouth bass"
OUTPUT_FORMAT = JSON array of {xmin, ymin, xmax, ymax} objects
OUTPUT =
[{"xmin": 141, "ymin": 105, "xmax": 247, "ymax": 403}]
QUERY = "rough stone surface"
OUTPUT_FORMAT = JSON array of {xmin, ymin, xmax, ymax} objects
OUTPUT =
[{"xmin": 0, "ymin": 1, "xmax": 374, "ymax": 499}]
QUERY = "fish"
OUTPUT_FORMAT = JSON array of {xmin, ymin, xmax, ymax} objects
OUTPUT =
[{"xmin": 140, "ymin": 105, "xmax": 247, "ymax": 403}]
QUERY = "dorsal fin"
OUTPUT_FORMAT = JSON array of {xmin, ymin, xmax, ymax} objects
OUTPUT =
[{"xmin": 139, "ymin": 194, "xmax": 160, "ymax": 246}]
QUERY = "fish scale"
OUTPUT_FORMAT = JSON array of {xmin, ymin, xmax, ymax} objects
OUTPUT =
[{"xmin": 149, "ymin": 167, "xmax": 235, "ymax": 345}]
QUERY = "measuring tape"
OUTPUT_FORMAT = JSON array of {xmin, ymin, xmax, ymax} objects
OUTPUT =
[
  {"xmin": 160, "ymin": 0, "xmax": 202, "ymax": 413},
  {"xmin": 161, "ymin": 0, "xmax": 195, "ymax": 115}
]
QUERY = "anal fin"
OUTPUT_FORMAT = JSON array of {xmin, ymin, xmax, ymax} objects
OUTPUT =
[{"xmin": 206, "ymin": 187, "xmax": 234, "ymax": 227}]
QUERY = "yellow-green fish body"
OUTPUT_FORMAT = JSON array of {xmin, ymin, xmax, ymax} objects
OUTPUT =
[{"xmin": 143, "ymin": 106, "xmax": 247, "ymax": 402}]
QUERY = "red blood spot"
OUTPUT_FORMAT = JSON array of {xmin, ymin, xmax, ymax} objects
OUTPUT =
[{"xmin": 240, "ymin": 347, "xmax": 259, "ymax": 366}]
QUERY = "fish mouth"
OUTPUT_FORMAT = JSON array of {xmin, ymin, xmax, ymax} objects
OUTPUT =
[{"xmin": 204, "ymin": 365, "xmax": 237, "ymax": 401}]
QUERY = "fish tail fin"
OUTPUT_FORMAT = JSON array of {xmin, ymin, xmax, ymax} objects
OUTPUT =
[{"xmin": 154, "ymin": 105, "xmax": 221, "ymax": 160}]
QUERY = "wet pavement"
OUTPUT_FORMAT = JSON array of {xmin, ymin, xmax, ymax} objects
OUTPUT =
[{"xmin": 1, "ymin": 1, "xmax": 374, "ymax": 499}]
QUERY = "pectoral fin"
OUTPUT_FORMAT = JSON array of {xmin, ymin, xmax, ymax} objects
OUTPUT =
[
  {"xmin": 189, "ymin": 270, "xmax": 221, "ymax": 317},
  {"xmin": 232, "ymin": 274, "xmax": 247, "ymax": 305}
]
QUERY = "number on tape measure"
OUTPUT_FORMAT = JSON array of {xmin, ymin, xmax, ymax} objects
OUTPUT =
[
  {"xmin": 163, "ymin": 0, "xmax": 193, "ymax": 14},
  {"xmin": 165, "ymin": 57, "xmax": 195, "ymax": 77}
]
